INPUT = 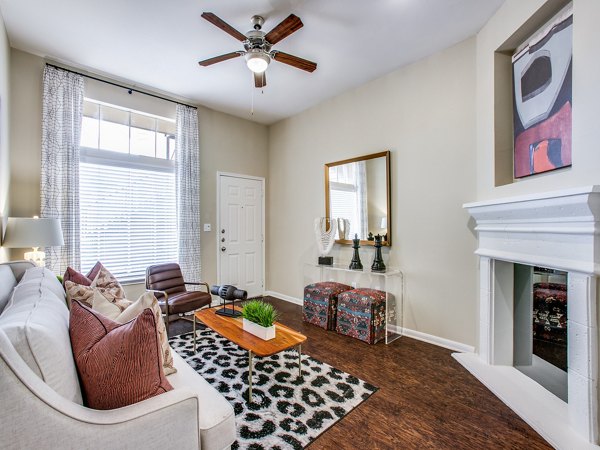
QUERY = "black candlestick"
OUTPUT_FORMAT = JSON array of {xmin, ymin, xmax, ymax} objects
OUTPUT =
[
  {"xmin": 371, "ymin": 234, "xmax": 386, "ymax": 273},
  {"xmin": 349, "ymin": 234, "xmax": 363, "ymax": 270}
]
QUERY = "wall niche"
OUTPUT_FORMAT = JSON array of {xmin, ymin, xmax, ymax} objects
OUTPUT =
[{"xmin": 493, "ymin": 0, "xmax": 572, "ymax": 187}]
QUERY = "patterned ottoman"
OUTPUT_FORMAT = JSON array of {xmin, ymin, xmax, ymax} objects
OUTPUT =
[
  {"xmin": 303, "ymin": 282, "xmax": 352, "ymax": 330},
  {"xmin": 336, "ymin": 288, "xmax": 388, "ymax": 344}
]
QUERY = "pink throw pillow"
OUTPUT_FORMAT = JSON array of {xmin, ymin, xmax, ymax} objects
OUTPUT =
[
  {"xmin": 63, "ymin": 261, "xmax": 103, "ymax": 287},
  {"xmin": 69, "ymin": 301, "xmax": 173, "ymax": 410}
]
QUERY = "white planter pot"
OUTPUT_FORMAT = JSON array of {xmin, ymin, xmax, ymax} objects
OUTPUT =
[{"xmin": 242, "ymin": 318, "xmax": 276, "ymax": 340}]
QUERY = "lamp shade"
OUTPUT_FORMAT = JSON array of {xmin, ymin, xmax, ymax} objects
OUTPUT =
[{"xmin": 3, "ymin": 217, "xmax": 64, "ymax": 248}]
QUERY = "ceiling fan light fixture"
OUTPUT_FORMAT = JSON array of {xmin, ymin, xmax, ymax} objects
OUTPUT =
[{"xmin": 245, "ymin": 51, "xmax": 270, "ymax": 73}]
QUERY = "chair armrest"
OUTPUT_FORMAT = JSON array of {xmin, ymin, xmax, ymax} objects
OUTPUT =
[
  {"xmin": 146, "ymin": 288, "xmax": 168, "ymax": 301},
  {"xmin": 184, "ymin": 282, "xmax": 210, "ymax": 293}
]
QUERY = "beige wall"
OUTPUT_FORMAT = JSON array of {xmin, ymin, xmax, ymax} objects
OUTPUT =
[
  {"xmin": 7, "ymin": 49, "xmax": 268, "ymax": 295},
  {"xmin": 8, "ymin": 49, "xmax": 43, "ymax": 221},
  {"xmin": 476, "ymin": 0, "xmax": 600, "ymax": 199},
  {"xmin": 0, "ymin": 8, "xmax": 10, "ymax": 262},
  {"xmin": 268, "ymin": 38, "xmax": 478, "ymax": 346}
]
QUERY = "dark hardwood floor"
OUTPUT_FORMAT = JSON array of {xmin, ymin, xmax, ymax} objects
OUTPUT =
[{"xmin": 169, "ymin": 297, "xmax": 552, "ymax": 449}]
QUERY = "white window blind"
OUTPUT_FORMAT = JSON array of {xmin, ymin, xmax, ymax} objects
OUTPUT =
[
  {"xmin": 79, "ymin": 99, "xmax": 177, "ymax": 283},
  {"xmin": 330, "ymin": 183, "xmax": 361, "ymax": 239},
  {"xmin": 80, "ymin": 160, "xmax": 177, "ymax": 283}
]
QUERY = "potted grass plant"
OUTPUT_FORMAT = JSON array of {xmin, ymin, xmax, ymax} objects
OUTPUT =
[{"xmin": 241, "ymin": 299, "xmax": 279, "ymax": 340}]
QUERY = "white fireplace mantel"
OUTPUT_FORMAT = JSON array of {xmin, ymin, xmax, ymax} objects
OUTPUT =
[
  {"xmin": 456, "ymin": 186, "xmax": 600, "ymax": 450},
  {"xmin": 465, "ymin": 185, "xmax": 600, "ymax": 275}
]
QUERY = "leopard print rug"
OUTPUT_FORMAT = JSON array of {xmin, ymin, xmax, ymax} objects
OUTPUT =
[{"xmin": 169, "ymin": 327, "xmax": 378, "ymax": 449}]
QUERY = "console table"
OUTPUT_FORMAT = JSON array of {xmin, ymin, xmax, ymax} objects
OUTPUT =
[{"xmin": 303, "ymin": 263, "xmax": 403, "ymax": 344}]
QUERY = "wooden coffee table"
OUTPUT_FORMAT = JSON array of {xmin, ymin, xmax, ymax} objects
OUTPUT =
[{"xmin": 195, "ymin": 306, "xmax": 307, "ymax": 402}]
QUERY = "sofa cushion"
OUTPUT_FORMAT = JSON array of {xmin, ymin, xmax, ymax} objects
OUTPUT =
[
  {"xmin": 169, "ymin": 351, "xmax": 236, "ymax": 450},
  {"xmin": 20, "ymin": 267, "xmax": 67, "ymax": 304},
  {"xmin": 92, "ymin": 290, "xmax": 176, "ymax": 375},
  {"xmin": 70, "ymin": 301, "xmax": 173, "ymax": 410},
  {"xmin": 0, "ymin": 267, "xmax": 83, "ymax": 404},
  {"xmin": 0, "ymin": 265, "xmax": 17, "ymax": 314}
]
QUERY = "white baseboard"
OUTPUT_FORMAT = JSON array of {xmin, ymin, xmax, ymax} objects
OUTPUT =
[
  {"xmin": 398, "ymin": 327, "xmax": 474, "ymax": 353},
  {"xmin": 264, "ymin": 290, "xmax": 474, "ymax": 353},
  {"xmin": 264, "ymin": 290, "xmax": 303, "ymax": 305}
]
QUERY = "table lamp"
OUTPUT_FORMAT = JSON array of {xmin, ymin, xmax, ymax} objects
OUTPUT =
[{"xmin": 2, "ymin": 216, "xmax": 64, "ymax": 266}]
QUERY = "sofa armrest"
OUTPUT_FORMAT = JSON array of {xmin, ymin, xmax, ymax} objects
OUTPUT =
[
  {"xmin": 68, "ymin": 387, "xmax": 200, "ymax": 425},
  {"xmin": 0, "ymin": 330, "xmax": 201, "ymax": 449}
]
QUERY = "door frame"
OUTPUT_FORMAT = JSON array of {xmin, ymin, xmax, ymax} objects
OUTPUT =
[{"xmin": 216, "ymin": 171, "xmax": 266, "ymax": 296}]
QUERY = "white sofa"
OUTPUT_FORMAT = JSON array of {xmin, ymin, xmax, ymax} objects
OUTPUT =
[{"xmin": 0, "ymin": 261, "xmax": 236, "ymax": 450}]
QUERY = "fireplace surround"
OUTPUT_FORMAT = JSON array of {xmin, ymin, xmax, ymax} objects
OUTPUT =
[{"xmin": 457, "ymin": 186, "xmax": 600, "ymax": 449}]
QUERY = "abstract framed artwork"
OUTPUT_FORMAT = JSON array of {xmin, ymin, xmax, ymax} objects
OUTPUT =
[{"xmin": 512, "ymin": 5, "xmax": 573, "ymax": 178}]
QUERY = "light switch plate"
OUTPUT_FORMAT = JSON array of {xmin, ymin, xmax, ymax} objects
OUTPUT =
[{"xmin": 203, "ymin": 224, "xmax": 211, "ymax": 232}]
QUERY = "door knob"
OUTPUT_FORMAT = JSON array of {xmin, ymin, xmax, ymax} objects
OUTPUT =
[{"xmin": 221, "ymin": 246, "xmax": 226, "ymax": 252}]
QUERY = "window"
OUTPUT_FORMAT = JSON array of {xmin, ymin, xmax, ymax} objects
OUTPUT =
[{"xmin": 79, "ymin": 99, "xmax": 177, "ymax": 283}]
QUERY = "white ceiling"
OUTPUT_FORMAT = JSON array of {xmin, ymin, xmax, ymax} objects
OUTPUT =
[{"xmin": 0, "ymin": 0, "xmax": 504, "ymax": 125}]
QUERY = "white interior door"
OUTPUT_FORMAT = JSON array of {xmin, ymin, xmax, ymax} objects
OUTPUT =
[{"xmin": 218, "ymin": 173, "xmax": 264, "ymax": 298}]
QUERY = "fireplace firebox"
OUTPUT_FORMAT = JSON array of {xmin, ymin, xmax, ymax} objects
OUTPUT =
[{"xmin": 514, "ymin": 264, "xmax": 568, "ymax": 401}]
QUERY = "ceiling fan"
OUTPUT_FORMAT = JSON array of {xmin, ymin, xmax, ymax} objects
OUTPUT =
[{"xmin": 198, "ymin": 12, "xmax": 317, "ymax": 88}]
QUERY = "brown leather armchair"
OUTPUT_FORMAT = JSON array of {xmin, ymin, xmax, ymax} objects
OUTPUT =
[{"xmin": 145, "ymin": 263, "xmax": 212, "ymax": 352}]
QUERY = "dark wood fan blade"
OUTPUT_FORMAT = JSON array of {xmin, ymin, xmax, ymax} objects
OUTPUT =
[
  {"xmin": 201, "ymin": 12, "xmax": 247, "ymax": 42},
  {"xmin": 198, "ymin": 52, "xmax": 242, "ymax": 67},
  {"xmin": 264, "ymin": 14, "xmax": 303, "ymax": 45},
  {"xmin": 254, "ymin": 72, "xmax": 267, "ymax": 88},
  {"xmin": 272, "ymin": 51, "xmax": 317, "ymax": 72}
]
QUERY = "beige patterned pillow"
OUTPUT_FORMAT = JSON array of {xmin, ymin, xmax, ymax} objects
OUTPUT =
[
  {"xmin": 91, "ymin": 290, "xmax": 132, "ymax": 318},
  {"xmin": 65, "ymin": 265, "xmax": 127, "ymax": 308},
  {"xmin": 91, "ymin": 265, "xmax": 126, "ymax": 299},
  {"xmin": 90, "ymin": 290, "xmax": 176, "ymax": 375},
  {"xmin": 65, "ymin": 281, "xmax": 129, "ymax": 310}
]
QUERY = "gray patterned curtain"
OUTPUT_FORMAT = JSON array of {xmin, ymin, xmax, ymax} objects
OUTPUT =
[
  {"xmin": 175, "ymin": 104, "xmax": 201, "ymax": 283},
  {"xmin": 41, "ymin": 65, "xmax": 84, "ymax": 274}
]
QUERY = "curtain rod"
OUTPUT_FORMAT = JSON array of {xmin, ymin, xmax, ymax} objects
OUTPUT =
[{"xmin": 45, "ymin": 63, "xmax": 198, "ymax": 110}]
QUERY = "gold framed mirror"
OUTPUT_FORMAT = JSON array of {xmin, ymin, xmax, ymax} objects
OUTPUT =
[{"xmin": 325, "ymin": 151, "xmax": 391, "ymax": 246}]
